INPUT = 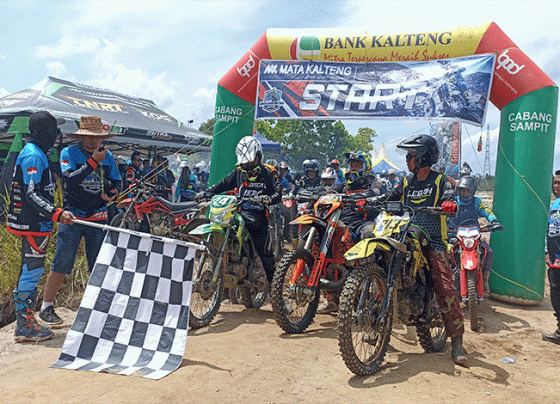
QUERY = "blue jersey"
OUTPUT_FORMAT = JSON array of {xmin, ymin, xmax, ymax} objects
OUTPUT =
[
  {"xmin": 547, "ymin": 198, "xmax": 560, "ymax": 267},
  {"xmin": 60, "ymin": 144, "xmax": 121, "ymax": 220},
  {"xmin": 7, "ymin": 142, "xmax": 61, "ymax": 235}
]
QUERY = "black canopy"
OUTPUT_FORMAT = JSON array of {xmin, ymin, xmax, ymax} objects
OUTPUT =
[{"xmin": 0, "ymin": 77, "xmax": 212, "ymax": 154}]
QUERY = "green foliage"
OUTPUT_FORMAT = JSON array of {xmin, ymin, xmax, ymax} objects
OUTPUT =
[
  {"xmin": 199, "ymin": 118, "xmax": 215, "ymax": 136},
  {"xmin": 255, "ymin": 120, "xmax": 377, "ymax": 171}
]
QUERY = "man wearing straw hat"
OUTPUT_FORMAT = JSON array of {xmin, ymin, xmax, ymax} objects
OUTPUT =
[{"xmin": 39, "ymin": 116, "xmax": 121, "ymax": 326}]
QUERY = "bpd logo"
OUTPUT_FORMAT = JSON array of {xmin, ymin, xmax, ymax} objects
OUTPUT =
[
  {"xmin": 496, "ymin": 49, "xmax": 525, "ymax": 75},
  {"xmin": 259, "ymin": 88, "xmax": 284, "ymax": 113},
  {"xmin": 290, "ymin": 36, "xmax": 321, "ymax": 60}
]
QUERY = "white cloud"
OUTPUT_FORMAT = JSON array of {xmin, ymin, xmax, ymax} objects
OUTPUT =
[
  {"xmin": 45, "ymin": 61, "xmax": 69, "ymax": 78},
  {"xmin": 35, "ymin": 36, "xmax": 102, "ymax": 59}
]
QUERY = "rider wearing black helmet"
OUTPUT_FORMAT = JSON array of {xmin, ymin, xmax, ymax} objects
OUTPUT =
[
  {"xmin": 450, "ymin": 175, "xmax": 503, "ymax": 294},
  {"xmin": 296, "ymin": 158, "xmax": 322, "ymax": 191},
  {"xmin": 375, "ymin": 134, "xmax": 468, "ymax": 367}
]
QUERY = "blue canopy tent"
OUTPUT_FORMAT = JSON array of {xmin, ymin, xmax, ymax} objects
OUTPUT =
[{"xmin": 254, "ymin": 132, "xmax": 281, "ymax": 158}]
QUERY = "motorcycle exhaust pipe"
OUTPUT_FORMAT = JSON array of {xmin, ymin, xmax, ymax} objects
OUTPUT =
[{"xmin": 319, "ymin": 268, "xmax": 349, "ymax": 291}]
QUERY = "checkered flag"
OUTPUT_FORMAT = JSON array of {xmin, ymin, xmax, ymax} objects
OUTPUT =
[{"xmin": 51, "ymin": 224, "xmax": 202, "ymax": 379}]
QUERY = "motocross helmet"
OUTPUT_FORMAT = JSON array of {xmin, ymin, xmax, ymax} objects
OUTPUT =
[
  {"xmin": 321, "ymin": 167, "xmax": 337, "ymax": 188},
  {"xmin": 396, "ymin": 134, "xmax": 439, "ymax": 171},
  {"xmin": 459, "ymin": 165, "xmax": 472, "ymax": 177},
  {"xmin": 303, "ymin": 159, "xmax": 320, "ymax": 175},
  {"xmin": 330, "ymin": 158, "xmax": 340, "ymax": 169},
  {"xmin": 344, "ymin": 151, "xmax": 372, "ymax": 185},
  {"xmin": 265, "ymin": 159, "xmax": 279, "ymax": 169},
  {"xmin": 279, "ymin": 160, "xmax": 289, "ymax": 175},
  {"xmin": 456, "ymin": 175, "xmax": 477, "ymax": 203},
  {"xmin": 236, "ymin": 136, "xmax": 263, "ymax": 169}
]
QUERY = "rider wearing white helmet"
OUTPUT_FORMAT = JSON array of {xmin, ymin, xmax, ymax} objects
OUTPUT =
[{"xmin": 200, "ymin": 136, "xmax": 282, "ymax": 283}]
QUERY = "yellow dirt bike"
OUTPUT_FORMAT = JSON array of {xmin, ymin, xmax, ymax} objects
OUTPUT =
[{"xmin": 337, "ymin": 200, "xmax": 454, "ymax": 375}]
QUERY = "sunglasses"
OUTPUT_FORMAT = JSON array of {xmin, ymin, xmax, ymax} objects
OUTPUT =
[{"xmin": 406, "ymin": 154, "xmax": 415, "ymax": 161}]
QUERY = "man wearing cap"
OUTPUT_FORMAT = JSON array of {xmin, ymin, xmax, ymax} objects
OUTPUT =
[
  {"xmin": 39, "ymin": 116, "xmax": 121, "ymax": 326},
  {"xmin": 387, "ymin": 168, "xmax": 400, "ymax": 189},
  {"xmin": 8, "ymin": 111, "xmax": 75, "ymax": 342}
]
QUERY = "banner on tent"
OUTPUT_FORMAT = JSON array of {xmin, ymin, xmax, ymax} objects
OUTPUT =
[{"xmin": 255, "ymin": 54, "xmax": 495, "ymax": 126}]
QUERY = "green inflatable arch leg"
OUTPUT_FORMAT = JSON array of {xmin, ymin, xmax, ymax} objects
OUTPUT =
[{"xmin": 490, "ymin": 86, "xmax": 559, "ymax": 304}]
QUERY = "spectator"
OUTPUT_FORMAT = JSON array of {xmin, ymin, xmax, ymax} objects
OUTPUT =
[
  {"xmin": 543, "ymin": 170, "xmax": 560, "ymax": 345},
  {"xmin": 39, "ymin": 116, "xmax": 121, "ymax": 326},
  {"xmin": 176, "ymin": 163, "xmax": 199, "ymax": 202},
  {"xmin": 125, "ymin": 151, "xmax": 143, "ymax": 190},
  {"xmin": 8, "ymin": 111, "xmax": 75, "ymax": 342}
]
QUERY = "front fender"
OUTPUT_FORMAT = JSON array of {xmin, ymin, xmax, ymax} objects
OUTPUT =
[
  {"xmin": 290, "ymin": 214, "xmax": 326, "ymax": 228},
  {"xmin": 189, "ymin": 223, "xmax": 225, "ymax": 236},
  {"xmin": 344, "ymin": 236, "xmax": 406, "ymax": 262}
]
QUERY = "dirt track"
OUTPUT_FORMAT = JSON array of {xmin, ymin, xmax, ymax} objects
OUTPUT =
[{"xmin": 1, "ymin": 292, "xmax": 560, "ymax": 404}]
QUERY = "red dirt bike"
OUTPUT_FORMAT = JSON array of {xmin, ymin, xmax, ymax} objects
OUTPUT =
[
  {"xmin": 450, "ymin": 221, "xmax": 503, "ymax": 331},
  {"xmin": 270, "ymin": 190, "xmax": 366, "ymax": 333},
  {"xmin": 111, "ymin": 181, "xmax": 208, "ymax": 242}
]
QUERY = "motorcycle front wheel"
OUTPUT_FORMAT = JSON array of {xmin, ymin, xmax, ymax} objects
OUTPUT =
[
  {"xmin": 337, "ymin": 263, "xmax": 391, "ymax": 375},
  {"xmin": 271, "ymin": 248, "xmax": 319, "ymax": 334},
  {"xmin": 467, "ymin": 270, "xmax": 480, "ymax": 331},
  {"xmin": 189, "ymin": 235, "xmax": 223, "ymax": 329},
  {"xmin": 417, "ymin": 291, "xmax": 447, "ymax": 352}
]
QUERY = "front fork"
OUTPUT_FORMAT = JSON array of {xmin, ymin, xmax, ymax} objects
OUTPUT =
[{"xmin": 374, "ymin": 249, "xmax": 405, "ymax": 332}]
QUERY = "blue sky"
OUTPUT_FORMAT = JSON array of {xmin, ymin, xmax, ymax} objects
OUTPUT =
[{"xmin": 1, "ymin": 0, "xmax": 559, "ymax": 174}]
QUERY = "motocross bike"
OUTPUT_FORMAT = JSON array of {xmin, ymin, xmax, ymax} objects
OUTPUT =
[
  {"xmin": 267, "ymin": 203, "xmax": 284, "ymax": 261},
  {"xmin": 337, "ymin": 200, "xmax": 454, "ymax": 375},
  {"xmin": 270, "ymin": 191, "xmax": 364, "ymax": 334},
  {"xmin": 187, "ymin": 194, "xmax": 269, "ymax": 329},
  {"xmin": 450, "ymin": 221, "xmax": 503, "ymax": 331},
  {"xmin": 111, "ymin": 181, "xmax": 208, "ymax": 243}
]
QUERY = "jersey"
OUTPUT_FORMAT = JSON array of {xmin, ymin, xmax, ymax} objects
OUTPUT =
[
  {"xmin": 547, "ymin": 198, "xmax": 560, "ymax": 268},
  {"xmin": 7, "ymin": 142, "xmax": 62, "ymax": 235},
  {"xmin": 451, "ymin": 196, "xmax": 497, "ymax": 229},
  {"xmin": 384, "ymin": 170, "xmax": 454, "ymax": 251},
  {"xmin": 60, "ymin": 144, "xmax": 121, "ymax": 220}
]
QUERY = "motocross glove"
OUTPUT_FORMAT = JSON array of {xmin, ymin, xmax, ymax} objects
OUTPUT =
[
  {"xmin": 195, "ymin": 191, "xmax": 212, "ymax": 203},
  {"xmin": 441, "ymin": 201, "xmax": 457, "ymax": 213}
]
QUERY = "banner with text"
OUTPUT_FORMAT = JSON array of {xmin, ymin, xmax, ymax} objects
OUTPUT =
[{"xmin": 256, "ymin": 54, "xmax": 495, "ymax": 126}]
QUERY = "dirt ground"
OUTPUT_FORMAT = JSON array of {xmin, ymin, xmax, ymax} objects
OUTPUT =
[{"xmin": 1, "ymin": 289, "xmax": 560, "ymax": 404}]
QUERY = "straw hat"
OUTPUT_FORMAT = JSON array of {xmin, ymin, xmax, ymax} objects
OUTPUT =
[{"xmin": 67, "ymin": 116, "xmax": 117, "ymax": 140}]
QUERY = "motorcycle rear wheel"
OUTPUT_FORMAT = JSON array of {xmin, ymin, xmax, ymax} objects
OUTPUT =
[
  {"xmin": 417, "ymin": 292, "xmax": 447, "ymax": 353},
  {"xmin": 467, "ymin": 270, "xmax": 480, "ymax": 331},
  {"xmin": 189, "ymin": 236, "xmax": 223, "ymax": 329},
  {"xmin": 239, "ymin": 285, "xmax": 267, "ymax": 309},
  {"xmin": 337, "ymin": 263, "xmax": 391, "ymax": 375},
  {"xmin": 271, "ymin": 249, "xmax": 319, "ymax": 334}
]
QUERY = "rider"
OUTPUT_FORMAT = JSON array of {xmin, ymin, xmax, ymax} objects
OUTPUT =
[
  {"xmin": 320, "ymin": 167, "xmax": 338, "ymax": 191},
  {"xmin": 329, "ymin": 158, "xmax": 345, "ymax": 185},
  {"xmin": 199, "ymin": 136, "xmax": 282, "ymax": 283},
  {"xmin": 387, "ymin": 168, "xmax": 400, "ymax": 189},
  {"xmin": 278, "ymin": 160, "xmax": 295, "ymax": 191},
  {"xmin": 296, "ymin": 159, "xmax": 322, "ymax": 191},
  {"xmin": 374, "ymin": 134, "xmax": 468, "ymax": 367},
  {"xmin": 448, "ymin": 175, "xmax": 503, "ymax": 294},
  {"xmin": 277, "ymin": 160, "xmax": 295, "ymax": 243},
  {"xmin": 316, "ymin": 151, "xmax": 377, "ymax": 314}
]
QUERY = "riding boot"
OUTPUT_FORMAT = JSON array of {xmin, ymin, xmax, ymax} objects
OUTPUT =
[
  {"xmin": 14, "ymin": 289, "xmax": 53, "ymax": 343},
  {"xmin": 542, "ymin": 328, "xmax": 560, "ymax": 345},
  {"xmin": 451, "ymin": 335, "xmax": 469, "ymax": 367},
  {"xmin": 483, "ymin": 269, "xmax": 491, "ymax": 295}
]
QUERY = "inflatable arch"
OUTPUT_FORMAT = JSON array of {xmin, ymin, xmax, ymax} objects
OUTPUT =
[{"xmin": 210, "ymin": 22, "xmax": 558, "ymax": 304}]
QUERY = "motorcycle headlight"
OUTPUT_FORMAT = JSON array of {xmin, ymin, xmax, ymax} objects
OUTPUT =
[{"xmin": 463, "ymin": 237, "xmax": 475, "ymax": 249}]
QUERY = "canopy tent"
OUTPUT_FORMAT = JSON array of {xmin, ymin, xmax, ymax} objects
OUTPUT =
[
  {"xmin": 254, "ymin": 131, "xmax": 281, "ymax": 156},
  {"xmin": 0, "ymin": 77, "xmax": 212, "ymax": 155},
  {"xmin": 371, "ymin": 143, "xmax": 402, "ymax": 173}
]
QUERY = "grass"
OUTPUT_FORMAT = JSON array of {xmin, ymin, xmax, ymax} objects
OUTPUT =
[{"xmin": 0, "ymin": 181, "xmax": 90, "ymax": 312}]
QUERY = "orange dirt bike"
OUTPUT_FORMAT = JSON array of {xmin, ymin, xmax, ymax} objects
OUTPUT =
[{"xmin": 270, "ymin": 190, "xmax": 368, "ymax": 334}]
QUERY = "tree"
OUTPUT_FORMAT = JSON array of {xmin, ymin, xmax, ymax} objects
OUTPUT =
[
  {"xmin": 199, "ymin": 118, "xmax": 215, "ymax": 136},
  {"xmin": 349, "ymin": 127, "xmax": 377, "ymax": 153}
]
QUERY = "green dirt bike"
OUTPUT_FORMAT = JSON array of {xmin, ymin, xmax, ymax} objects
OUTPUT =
[
  {"xmin": 187, "ymin": 194, "xmax": 269, "ymax": 329},
  {"xmin": 337, "ymin": 200, "xmax": 454, "ymax": 375}
]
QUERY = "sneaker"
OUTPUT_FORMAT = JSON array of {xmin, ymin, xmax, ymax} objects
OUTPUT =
[
  {"xmin": 39, "ymin": 306, "xmax": 63, "ymax": 326},
  {"xmin": 317, "ymin": 300, "xmax": 338, "ymax": 314}
]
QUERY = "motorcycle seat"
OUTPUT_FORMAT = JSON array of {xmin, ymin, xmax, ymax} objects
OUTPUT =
[{"xmin": 156, "ymin": 197, "xmax": 199, "ymax": 213}]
